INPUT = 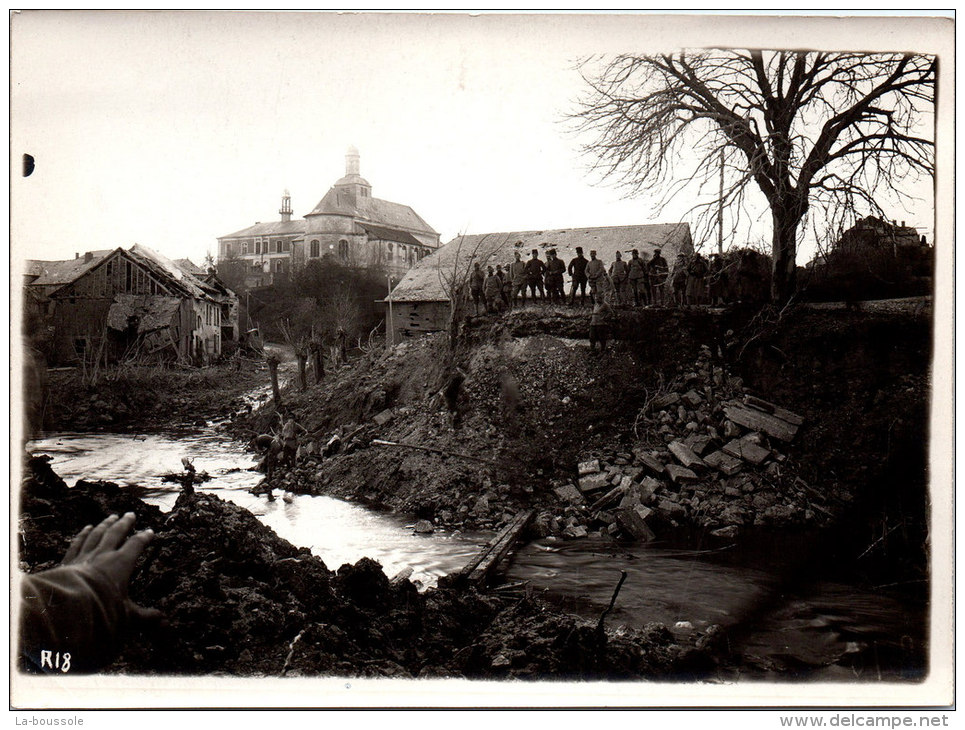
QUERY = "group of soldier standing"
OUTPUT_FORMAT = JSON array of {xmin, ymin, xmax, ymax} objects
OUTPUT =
[{"xmin": 468, "ymin": 244, "xmax": 733, "ymax": 315}]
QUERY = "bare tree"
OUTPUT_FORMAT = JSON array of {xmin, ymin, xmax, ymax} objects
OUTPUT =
[
  {"xmin": 436, "ymin": 233, "xmax": 492, "ymax": 348},
  {"xmin": 572, "ymin": 50, "xmax": 935, "ymax": 302}
]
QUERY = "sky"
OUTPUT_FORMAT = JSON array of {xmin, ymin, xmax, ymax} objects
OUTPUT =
[{"xmin": 11, "ymin": 11, "xmax": 946, "ymax": 269}]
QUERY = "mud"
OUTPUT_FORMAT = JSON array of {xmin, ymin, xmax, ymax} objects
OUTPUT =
[{"xmin": 17, "ymin": 455, "xmax": 712, "ymax": 679}]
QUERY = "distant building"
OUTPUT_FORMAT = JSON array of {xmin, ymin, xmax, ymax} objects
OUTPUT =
[
  {"xmin": 217, "ymin": 147, "xmax": 440, "ymax": 287},
  {"xmin": 835, "ymin": 215, "xmax": 926, "ymax": 254},
  {"xmin": 386, "ymin": 223, "xmax": 693, "ymax": 341},
  {"xmin": 26, "ymin": 245, "xmax": 238, "ymax": 365}
]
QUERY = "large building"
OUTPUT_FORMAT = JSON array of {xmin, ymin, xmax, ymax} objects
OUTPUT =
[
  {"xmin": 217, "ymin": 147, "xmax": 440, "ymax": 287},
  {"xmin": 386, "ymin": 223, "xmax": 693, "ymax": 341}
]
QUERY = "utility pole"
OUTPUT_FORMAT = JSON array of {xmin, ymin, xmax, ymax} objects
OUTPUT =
[
  {"xmin": 718, "ymin": 147, "xmax": 725, "ymax": 255},
  {"xmin": 386, "ymin": 274, "xmax": 395, "ymax": 350}
]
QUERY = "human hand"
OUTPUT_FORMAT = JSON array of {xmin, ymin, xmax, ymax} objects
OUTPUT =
[{"xmin": 61, "ymin": 513, "xmax": 162, "ymax": 624}]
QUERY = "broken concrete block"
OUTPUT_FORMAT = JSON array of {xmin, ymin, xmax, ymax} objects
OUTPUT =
[
  {"xmin": 743, "ymin": 395, "xmax": 804, "ymax": 426},
  {"xmin": 681, "ymin": 389, "xmax": 703, "ymax": 408},
  {"xmin": 650, "ymin": 392, "xmax": 681, "ymax": 410},
  {"xmin": 638, "ymin": 477, "xmax": 662, "ymax": 501},
  {"xmin": 563, "ymin": 525, "xmax": 588, "ymax": 539},
  {"xmin": 711, "ymin": 525, "xmax": 739, "ymax": 539},
  {"xmin": 668, "ymin": 440, "xmax": 707, "ymax": 471},
  {"xmin": 373, "ymin": 409, "xmax": 394, "ymax": 426},
  {"xmin": 722, "ymin": 438, "xmax": 771, "ymax": 465},
  {"xmin": 413, "ymin": 520, "xmax": 434, "ymax": 534},
  {"xmin": 689, "ymin": 434, "xmax": 714, "ymax": 456},
  {"xmin": 618, "ymin": 475, "xmax": 634, "ymax": 491},
  {"xmin": 616, "ymin": 505, "xmax": 656, "ymax": 541},
  {"xmin": 665, "ymin": 464, "xmax": 699, "ymax": 484},
  {"xmin": 703, "ymin": 450, "xmax": 743, "ymax": 476},
  {"xmin": 723, "ymin": 402, "xmax": 799, "ymax": 442},
  {"xmin": 578, "ymin": 459, "xmax": 601, "ymax": 476},
  {"xmin": 590, "ymin": 485, "xmax": 627, "ymax": 512},
  {"xmin": 634, "ymin": 448, "xmax": 665, "ymax": 476},
  {"xmin": 578, "ymin": 472, "xmax": 610, "ymax": 494},
  {"xmin": 554, "ymin": 484, "xmax": 584, "ymax": 504},
  {"xmin": 723, "ymin": 420, "xmax": 742, "ymax": 439},
  {"xmin": 655, "ymin": 498, "xmax": 687, "ymax": 521},
  {"xmin": 624, "ymin": 466, "xmax": 643, "ymax": 481}
]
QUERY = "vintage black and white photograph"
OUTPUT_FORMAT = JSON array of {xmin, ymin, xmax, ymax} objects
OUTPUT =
[{"xmin": 10, "ymin": 11, "xmax": 953, "ymax": 710}]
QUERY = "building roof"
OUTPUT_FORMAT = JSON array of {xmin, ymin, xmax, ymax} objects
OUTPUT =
[
  {"xmin": 106, "ymin": 294, "xmax": 181, "ymax": 333},
  {"xmin": 307, "ymin": 187, "xmax": 438, "ymax": 235},
  {"xmin": 27, "ymin": 250, "xmax": 113, "ymax": 287},
  {"xmin": 219, "ymin": 219, "xmax": 308, "ymax": 239},
  {"xmin": 388, "ymin": 223, "xmax": 693, "ymax": 303},
  {"xmin": 174, "ymin": 258, "xmax": 204, "ymax": 275},
  {"xmin": 357, "ymin": 222, "xmax": 423, "ymax": 246}
]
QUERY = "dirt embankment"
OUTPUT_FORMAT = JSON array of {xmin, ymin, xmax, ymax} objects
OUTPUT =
[
  {"xmin": 17, "ymin": 456, "xmax": 712, "ymax": 679},
  {"xmin": 232, "ymin": 302, "xmax": 931, "ymax": 574}
]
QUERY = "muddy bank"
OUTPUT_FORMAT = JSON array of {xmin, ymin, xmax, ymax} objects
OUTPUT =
[
  {"xmin": 41, "ymin": 359, "xmax": 276, "ymax": 432},
  {"xmin": 17, "ymin": 455, "xmax": 714, "ymax": 679}
]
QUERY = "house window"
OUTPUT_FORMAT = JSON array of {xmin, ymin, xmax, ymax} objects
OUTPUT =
[
  {"xmin": 283, "ymin": 240, "xmax": 291, "ymax": 252},
  {"xmin": 387, "ymin": 242, "xmax": 393, "ymax": 253},
  {"xmin": 273, "ymin": 260, "xmax": 283, "ymax": 272},
  {"xmin": 338, "ymin": 239, "xmax": 349, "ymax": 258},
  {"xmin": 275, "ymin": 239, "xmax": 283, "ymax": 254},
  {"xmin": 310, "ymin": 240, "xmax": 320, "ymax": 258},
  {"xmin": 242, "ymin": 241, "xmax": 249, "ymax": 255}
]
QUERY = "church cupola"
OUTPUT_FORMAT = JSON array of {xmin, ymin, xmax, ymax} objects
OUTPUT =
[
  {"xmin": 279, "ymin": 189, "xmax": 292, "ymax": 222},
  {"xmin": 334, "ymin": 145, "xmax": 372, "ymax": 205}
]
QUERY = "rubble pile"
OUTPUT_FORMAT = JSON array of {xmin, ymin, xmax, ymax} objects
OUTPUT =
[{"xmin": 532, "ymin": 345, "xmax": 826, "ymax": 541}]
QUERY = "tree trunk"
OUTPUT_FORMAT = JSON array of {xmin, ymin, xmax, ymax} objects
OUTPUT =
[
  {"xmin": 267, "ymin": 355, "xmax": 281, "ymax": 407},
  {"xmin": 310, "ymin": 341, "xmax": 324, "ymax": 383},
  {"xmin": 296, "ymin": 350, "xmax": 307, "ymax": 391},
  {"xmin": 770, "ymin": 204, "xmax": 804, "ymax": 304}
]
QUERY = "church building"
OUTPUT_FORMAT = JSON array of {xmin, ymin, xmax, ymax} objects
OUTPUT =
[{"xmin": 217, "ymin": 147, "xmax": 440, "ymax": 287}]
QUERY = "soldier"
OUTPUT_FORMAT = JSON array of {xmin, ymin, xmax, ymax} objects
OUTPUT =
[
  {"xmin": 484, "ymin": 265, "xmax": 503, "ymax": 313},
  {"xmin": 524, "ymin": 249, "xmax": 547, "ymax": 301},
  {"xmin": 648, "ymin": 248, "xmax": 669, "ymax": 306},
  {"xmin": 686, "ymin": 252, "xmax": 709, "ymax": 306},
  {"xmin": 585, "ymin": 249, "xmax": 606, "ymax": 305},
  {"xmin": 609, "ymin": 250, "xmax": 629, "ymax": 305},
  {"xmin": 567, "ymin": 246, "xmax": 588, "ymax": 306},
  {"xmin": 626, "ymin": 248, "xmax": 650, "ymax": 306},
  {"xmin": 496, "ymin": 264, "xmax": 511, "ymax": 307},
  {"xmin": 510, "ymin": 249, "xmax": 528, "ymax": 306},
  {"xmin": 671, "ymin": 253, "xmax": 689, "ymax": 306},
  {"xmin": 588, "ymin": 297, "xmax": 613, "ymax": 355},
  {"xmin": 469, "ymin": 262, "xmax": 485, "ymax": 315},
  {"xmin": 708, "ymin": 253, "xmax": 727, "ymax": 305},
  {"xmin": 545, "ymin": 248, "xmax": 566, "ymax": 304}
]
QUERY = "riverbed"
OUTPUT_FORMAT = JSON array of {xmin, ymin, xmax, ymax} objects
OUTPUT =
[{"xmin": 27, "ymin": 429, "xmax": 926, "ymax": 680}]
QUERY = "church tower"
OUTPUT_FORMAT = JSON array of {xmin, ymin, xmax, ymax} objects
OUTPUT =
[{"xmin": 279, "ymin": 189, "xmax": 292, "ymax": 222}]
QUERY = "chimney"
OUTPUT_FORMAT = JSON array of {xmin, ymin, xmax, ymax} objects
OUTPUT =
[
  {"xmin": 84, "ymin": 251, "xmax": 93, "ymax": 263},
  {"xmin": 901, "ymin": 220, "xmax": 906, "ymax": 228},
  {"xmin": 75, "ymin": 252, "xmax": 79, "ymax": 259}
]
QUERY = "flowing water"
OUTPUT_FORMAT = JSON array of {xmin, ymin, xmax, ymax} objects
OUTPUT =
[{"xmin": 27, "ymin": 429, "xmax": 926, "ymax": 680}]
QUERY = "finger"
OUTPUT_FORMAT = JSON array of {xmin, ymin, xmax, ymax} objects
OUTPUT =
[
  {"xmin": 113, "ymin": 528, "xmax": 155, "ymax": 579},
  {"xmin": 62, "ymin": 524, "xmax": 94, "ymax": 564},
  {"xmin": 78, "ymin": 514, "xmax": 120, "ymax": 556},
  {"xmin": 126, "ymin": 601, "xmax": 164, "ymax": 625},
  {"xmin": 96, "ymin": 512, "xmax": 137, "ymax": 552}
]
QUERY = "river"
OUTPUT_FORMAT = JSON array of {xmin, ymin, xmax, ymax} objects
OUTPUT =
[{"xmin": 27, "ymin": 429, "xmax": 926, "ymax": 680}]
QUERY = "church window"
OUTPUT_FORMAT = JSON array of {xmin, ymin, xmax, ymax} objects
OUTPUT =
[
  {"xmin": 310, "ymin": 240, "xmax": 320, "ymax": 258},
  {"xmin": 338, "ymin": 239, "xmax": 349, "ymax": 259}
]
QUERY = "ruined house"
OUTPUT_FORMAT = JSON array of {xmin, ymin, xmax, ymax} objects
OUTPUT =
[
  {"xmin": 29, "ymin": 244, "xmax": 238, "ymax": 365},
  {"xmin": 386, "ymin": 223, "xmax": 694, "ymax": 341}
]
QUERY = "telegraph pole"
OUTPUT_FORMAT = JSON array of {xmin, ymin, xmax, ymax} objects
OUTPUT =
[{"xmin": 718, "ymin": 147, "xmax": 725, "ymax": 254}]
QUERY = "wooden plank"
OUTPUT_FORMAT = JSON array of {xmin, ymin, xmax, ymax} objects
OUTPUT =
[
  {"xmin": 723, "ymin": 402, "xmax": 799, "ymax": 442},
  {"xmin": 743, "ymin": 395, "xmax": 804, "ymax": 426},
  {"xmin": 467, "ymin": 510, "xmax": 534, "ymax": 586}
]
